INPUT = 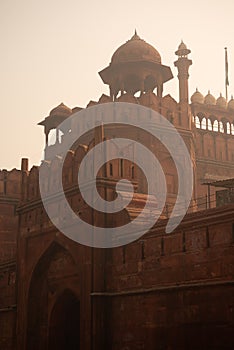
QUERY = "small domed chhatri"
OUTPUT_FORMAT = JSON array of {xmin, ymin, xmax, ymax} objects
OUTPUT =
[
  {"xmin": 175, "ymin": 40, "xmax": 191, "ymax": 57},
  {"xmin": 99, "ymin": 31, "xmax": 173, "ymax": 99},
  {"xmin": 204, "ymin": 91, "xmax": 216, "ymax": 105},
  {"xmin": 191, "ymin": 88, "xmax": 204, "ymax": 104},
  {"xmin": 38, "ymin": 102, "xmax": 72, "ymax": 137},
  {"xmin": 49, "ymin": 103, "xmax": 72, "ymax": 118},
  {"xmin": 228, "ymin": 95, "xmax": 234, "ymax": 110},
  {"xmin": 216, "ymin": 93, "xmax": 227, "ymax": 109},
  {"xmin": 111, "ymin": 30, "xmax": 162, "ymax": 65}
]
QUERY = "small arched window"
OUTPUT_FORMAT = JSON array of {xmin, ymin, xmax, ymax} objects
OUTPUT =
[
  {"xmin": 207, "ymin": 119, "xmax": 212, "ymax": 131},
  {"xmin": 231, "ymin": 124, "xmax": 234, "ymax": 135},
  {"xmin": 195, "ymin": 116, "xmax": 200, "ymax": 128},
  {"xmin": 201, "ymin": 117, "xmax": 206, "ymax": 130},
  {"xmin": 48, "ymin": 129, "xmax": 56, "ymax": 146},
  {"xmin": 219, "ymin": 121, "xmax": 224, "ymax": 133},
  {"xmin": 213, "ymin": 120, "xmax": 219, "ymax": 132}
]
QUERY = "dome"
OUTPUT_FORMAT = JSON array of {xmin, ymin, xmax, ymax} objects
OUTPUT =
[
  {"xmin": 49, "ymin": 103, "xmax": 72, "ymax": 118},
  {"xmin": 204, "ymin": 91, "xmax": 216, "ymax": 105},
  {"xmin": 228, "ymin": 96, "xmax": 234, "ymax": 110},
  {"xmin": 111, "ymin": 31, "xmax": 161, "ymax": 65},
  {"xmin": 191, "ymin": 88, "xmax": 204, "ymax": 104},
  {"xmin": 99, "ymin": 31, "xmax": 173, "ymax": 98},
  {"xmin": 216, "ymin": 94, "xmax": 227, "ymax": 109},
  {"xmin": 175, "ymin": 40, "xmax": 191, "ymax": 57},
  {"xmin": 178, "ymin": 41, "xmax": 188, "ymax": 50}
]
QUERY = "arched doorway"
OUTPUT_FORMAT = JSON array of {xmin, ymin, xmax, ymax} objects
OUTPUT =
[
  {"xmin": 48, "ymin": 290, "xmax": 80, "ymax": 350},
  {"xmin": 26, "ymin": 243, "xmax": 80, "ymax": 350}
]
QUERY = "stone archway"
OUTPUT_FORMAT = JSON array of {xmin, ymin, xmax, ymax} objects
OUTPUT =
[
  {"xmin": 48, "ymin": 290, "xmax": 80, "ymax": 350},
  {"xmin": 26, "ymin": 242, "xmax": 79, "ymax": 350}
]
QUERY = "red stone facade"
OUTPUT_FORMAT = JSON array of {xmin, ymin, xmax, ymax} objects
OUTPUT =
[
  {"xmin": 1, "ymin": 33, "xmax": 234, "ymax": 349},
  {"xmin": 0, "ymin": 169, "xmax": 21, "ymax": 349}
]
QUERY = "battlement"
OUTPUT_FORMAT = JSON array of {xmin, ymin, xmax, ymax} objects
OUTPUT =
[
  {"xmin": 0, "ymin": 169, "xmax": 21, "ymax": 264},
  {"xmin": 0, "ymin": 169, "xmax": 21, "ymax": 200},
  {"xmin": 20, "ymin": 138, "xmax": 137, "ymax": 204},
  {"xmin": 85, "ymin": 92, "xmax": 189, "ymax": 129}
]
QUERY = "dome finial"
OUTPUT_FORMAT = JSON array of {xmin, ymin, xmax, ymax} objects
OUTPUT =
[
  {"xmin": 216, "ymin": 93, "xmax": 227, "ymax": 108},
  {"xmin": 228, "ymin": 95, "xmax": 234, "ymax": 110},
  {"xmin": 204, "ymin": 91, "xmax": 216, "ymax": 105},
  {"xmin": 131, "ymin": 29, "xmax": 140, "ymax": 40}
]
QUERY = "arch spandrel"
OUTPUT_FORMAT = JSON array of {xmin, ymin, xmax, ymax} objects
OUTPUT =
[{"xmin": 26, "ymin": 239, "xmax": 82, "ymax": 301}]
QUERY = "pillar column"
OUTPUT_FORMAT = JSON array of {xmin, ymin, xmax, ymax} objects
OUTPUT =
[{"xmin": 174, "ymin": 42, "xmax": 192, "ymax": 104}]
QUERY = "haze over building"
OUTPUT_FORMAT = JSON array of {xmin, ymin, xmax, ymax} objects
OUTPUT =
[{"xmin": 0, "ymin": 31, "xmax": 234, "ymax": 349}]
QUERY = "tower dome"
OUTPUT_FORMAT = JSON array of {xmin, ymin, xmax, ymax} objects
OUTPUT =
[
  {"xmin": 216, "ymin": 93, "xmax": 227, "ymax": 108},
  {"xmin": 204, "ymin": 91, "xmax": 216, "ymax": 105},
  {"xmin": 49, "ymin": 103, "xmax": 72, "ymax": 118},
  {"xmin": 38, "ymin": 102, "xmax": 72, "ymax": 136},
  {"xmin": 111, "ymin": 30, "xmax": 161, "ymax": 65},
  {"xmin": 175, "ymin": 40, "xmax": 191, "ymax": 57},
  {"xmin": 228, "ymin": 96, "xmax": 234, "ymax": 110},
  {"xmin": 99, "ymin": 31, "xmax": 173, "ymax": 99},
  {"xmin": 191, "ymin": 88, "xmax": 204, "ymax": 104}
]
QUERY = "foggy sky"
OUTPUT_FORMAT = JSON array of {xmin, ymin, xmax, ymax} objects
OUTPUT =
[{"xmin": 0, "ymin": 0, "xmax": 233, "ymax": 169}]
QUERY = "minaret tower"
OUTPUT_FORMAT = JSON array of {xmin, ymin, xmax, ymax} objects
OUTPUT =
[{"xmin": 174, "ymin": 41, "xmax": 192, "ymax": 104}]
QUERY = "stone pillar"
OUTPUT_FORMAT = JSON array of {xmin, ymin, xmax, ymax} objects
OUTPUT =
[{"xmin": 174, "ymin": 42, "xmax": 192, "ymax": 104}]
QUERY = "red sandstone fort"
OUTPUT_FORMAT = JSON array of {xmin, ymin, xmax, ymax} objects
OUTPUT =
[{"xmin": 0, "ymin": 32, "xmax": 234, "ymax": 349}]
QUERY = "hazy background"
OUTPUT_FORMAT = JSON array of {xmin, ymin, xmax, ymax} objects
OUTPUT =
[{"xmin": 0, "ymin": 0, "xmax": 233, "ymax": 170}]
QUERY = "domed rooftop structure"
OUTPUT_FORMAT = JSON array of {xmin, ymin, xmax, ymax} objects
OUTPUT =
[
  {"xmin": 191, "ymin": 88, "xmax": 204, "ymax": 104},
  {"xmin": 228, "ymin": 95, "xmax": 234, "ymax": 110},
  {"xmin": 99, "ymin": 31, "xmax": 173, "ymax": 99},
  {"xmin": 204, "ymin": 91, "xmax": 216, "ymax": 105},
  {"xmin": 38, "ymin": 103, "xmax": 72, "ymax": 135},
  {"xmin": 111, "ymin": 30, "xmax": 161, "ymax": 65},
  {"xmin": 216, "ymin": 93, "xmax": 227, "ymax": 108},
  {"xmin": 49, "ymin": 103, "xmax": 72, "ymax": 118},
  {"xmin": 175, "ymin": 40, "xmax": 191, "ymax": 57}
]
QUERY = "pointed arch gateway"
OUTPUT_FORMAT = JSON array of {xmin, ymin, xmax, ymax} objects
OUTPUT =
[
  {"xmin": 48, "ymin": 289, "xmax": 80, "ymax": 350},
  {"xmin": 26, "ymin": 242, "xmax": 80, "ymax": 350}
]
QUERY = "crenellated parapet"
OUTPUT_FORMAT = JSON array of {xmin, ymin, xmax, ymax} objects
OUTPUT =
[
  {"xmin": 0, "ymin": 168, "xmax": 21, "ymax": 200},
  {"xmin": 85, "ymin": 91, "xmax": 190, "ymax": 130},
  {"xmin": 19, "ymin": 126, "xmax": 144, "ymax": 233},
  {"xmin": 0, "ymin": 168, "xmax": 21, "ymax": 269}
]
